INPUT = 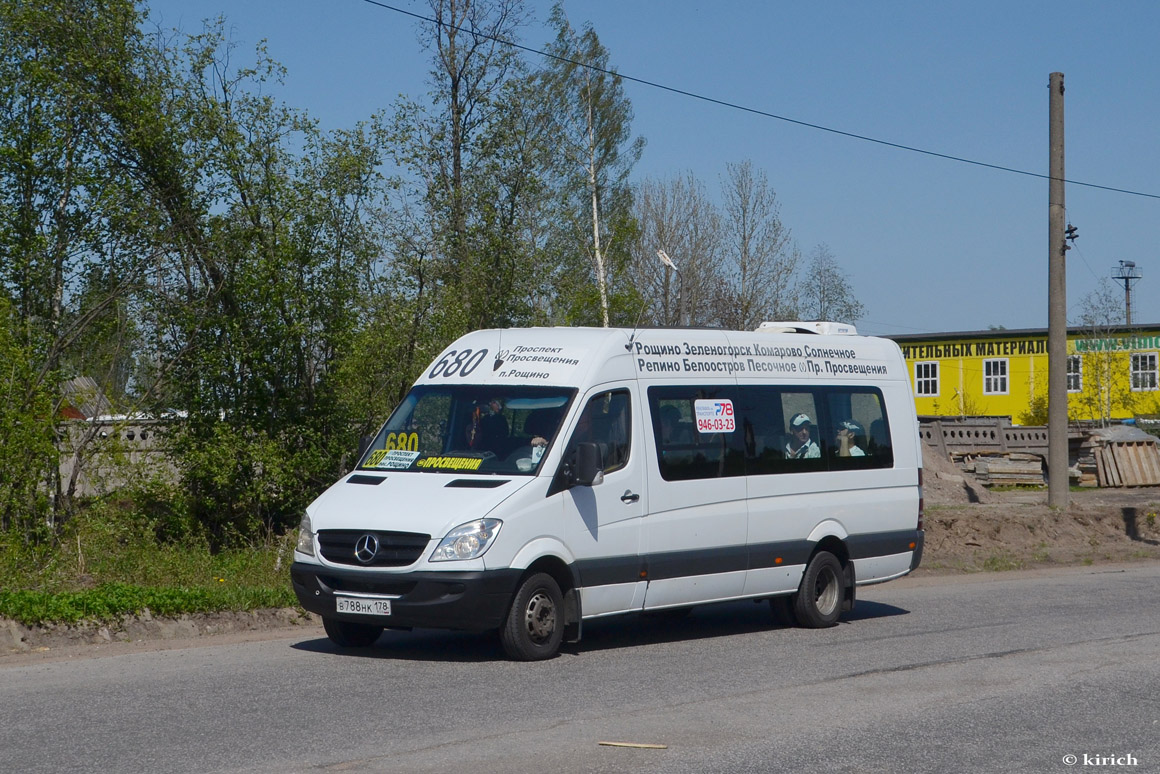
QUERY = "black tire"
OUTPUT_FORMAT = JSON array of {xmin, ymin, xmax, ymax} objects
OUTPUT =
[
  {"xmin": 791, "ymin": 551, "xmax": 844, "ymax": 628},
  {"xmin": 500, "ymin": 572, "xmax": 564, "ymax": 661},
  {"xmin": 323, "ymin": 617, "xmax": 384, "ymax": 648}
]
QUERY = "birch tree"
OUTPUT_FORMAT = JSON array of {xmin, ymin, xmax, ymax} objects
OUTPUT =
[
  {"xmin": 540, "ymin": 3, "xmax": 644, "ymax": 326},
  {"xmin": 1073, "ymin": 279, "xmax": 1133, "ymax": 425}
]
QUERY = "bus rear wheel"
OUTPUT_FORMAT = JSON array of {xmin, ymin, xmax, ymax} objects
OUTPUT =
[{"xmin": 791, "ymin": 551, "xmax": 844, "ymax": 628}]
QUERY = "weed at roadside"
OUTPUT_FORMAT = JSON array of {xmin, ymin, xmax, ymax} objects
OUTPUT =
[
  {"xmin": 0, "ymin": 583, "xmax": 296, "ymax": 626},
  {"xmin": 980, "ymin": 552, "xmax": 1024, "ymax": 572},
  {"xmin": 1, "ymin": 490, "xmax": 300, "ymax": 624}
]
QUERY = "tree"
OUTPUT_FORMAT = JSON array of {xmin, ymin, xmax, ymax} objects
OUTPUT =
[
  {"xmin": 715, "ymin": 161, "xmax": 798, "ymax": 329},
  {"xmin": 539, "ymin": 2, "xmax": 644, "ymax": 327},
  {"xmin": 632, "ymin": 163, "xmax": 868, "ymax": 331},
  {"xmin": 371, "ymin": 0, "xmax": 550, "ymax": 430},
  {"xmin": 631, "ymin": 173, "xmax": 722, "ymax": 326},
  {"xmin": 0, "ymin": 297, "xmax": 56, "ymax": 536},
  {"xmin": 1071, "ymin": 279, "xmax": 1132, "ymax": 426},
  {"xmin": 410, "ymin": 0, "xmax": 534, "ymax": 331},
  {"xmin": 136, "ymin": 26, "xmax": 397, "ymax": 545},
  {"xmin": 799, "ymin": 243, "xmax": 865, "ymax": 324},
  {"xmin": 0, "ymin": 0, "xmax": 172, "ymax": 528}
]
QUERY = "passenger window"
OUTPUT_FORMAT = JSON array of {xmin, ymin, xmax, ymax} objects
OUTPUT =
[
  {"xmin": 741, "ymin": 388, "xmax": 826, "ymax": 475},
  {"xmin": 780, "ymin": 392, "xmax": 823, "ymax": 462},
  {"xmin": 564, "ymin": 390, "xmax": 632, "ymax": 474},
  {"xmin": 648, "ymin": 387, "xmax": 746, "ymax": 481},
  {"xmin": 648, "ymin": 385, "xmax": 893, "ymax": 478},
  {"xmin": 822, "ymin": 389, "xmax": 892, "ymax": 469}
]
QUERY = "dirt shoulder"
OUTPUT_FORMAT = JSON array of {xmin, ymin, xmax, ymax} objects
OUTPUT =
[
  {"xmin": 919, "ymin": 489, "xmax": 1160, "ymax": 573},
  {"xmin": 4, "ymin": 453, "xmax": 1159, "ymax": 662},
  {"xmin": 919, "ymin": 445, "xmax": 1160, "ymax": 573},
  {"xmin": 0, "ymin": 607, "xmax": 323, "ymax": 665}
]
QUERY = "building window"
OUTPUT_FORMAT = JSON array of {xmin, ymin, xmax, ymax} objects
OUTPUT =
[
  {"xmin": 983, "ymin": 359, "xmax": 1008, "ymax": 394},
  {"xmin": 914, "ymin": 361, "xmax": 939, "ymax": 396},
  {"xmin": 1131, "ymin": 353, "xmax": 1158, "ymax": 391},
  {"xmin": 1067, "ymin": 355, "xmax": 1082, "ymax": 393}
]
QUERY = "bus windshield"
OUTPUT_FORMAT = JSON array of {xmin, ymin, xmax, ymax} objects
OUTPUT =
[{"xmin": 357, "ymin": 385, "xmax": 576, "ymax": 476}]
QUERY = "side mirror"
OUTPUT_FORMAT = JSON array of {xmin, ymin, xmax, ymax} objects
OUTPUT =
[
  {"xmin": 574, "ymin": 442, "xmax": 605, "ymax": 487},
  {"xmin": 357, "ymin": 435, "xmax": 373, "ymax": 459}
]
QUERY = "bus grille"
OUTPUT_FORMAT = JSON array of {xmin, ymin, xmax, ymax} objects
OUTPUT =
[{"xmin": 318, "ymin": 530, "xmax": 430, "ymax": 567}]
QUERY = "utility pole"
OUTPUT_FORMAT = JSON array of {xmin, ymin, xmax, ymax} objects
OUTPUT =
[
  {"xmin": 1112, "ymin": 260, "xmax": 1142, "ymax": 326},
  {"xmin": 1048, "ymin": 72, "xmax": 1068, "ymax": 509}
]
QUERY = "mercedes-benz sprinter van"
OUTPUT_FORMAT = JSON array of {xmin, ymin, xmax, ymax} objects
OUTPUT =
[{"xmin": 291, "ymin": 322, "xmax": 924, "ymax": 660}]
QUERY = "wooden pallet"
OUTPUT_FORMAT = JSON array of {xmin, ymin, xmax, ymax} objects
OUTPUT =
[{"xmin": 1095, "ymin": 441, "xmax": 1160, "ymax": 487}]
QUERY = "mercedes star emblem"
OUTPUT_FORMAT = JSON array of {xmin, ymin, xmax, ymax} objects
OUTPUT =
[{"xmin": 354, "ymin": 533, "xmax": 379, "ymax": 564}]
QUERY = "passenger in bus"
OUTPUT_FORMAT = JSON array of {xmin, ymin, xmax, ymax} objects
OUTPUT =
[
  {"xmin": 785, "ymin": 412, "xmax": 821, "ymax": 458},
  {"xmin": 522, "ymin": 407, "xmax": 561, "ymax": 464},
  {"xmin": 467, "ymin": 399, "xmax": 509, "ymax": 455},
  {"xmin": 659, "ymin": 405, "xmax": 693, "ymax": 445},
  {"xmin": 836, "ymin": 419, "xmax": 867, "ymax": 457},
  {"xmin": 868, "ymin": 418, "xmax": 889, "ymax": 454}
]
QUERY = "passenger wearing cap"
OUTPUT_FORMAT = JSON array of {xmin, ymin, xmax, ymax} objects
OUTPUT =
[
  {"xmin": 836, "ymin": 419, "xmax": 867, "ymax": 457},
  {"xmin": 785, "ymin": 412, "xmax": 820, "ymax": 459}
]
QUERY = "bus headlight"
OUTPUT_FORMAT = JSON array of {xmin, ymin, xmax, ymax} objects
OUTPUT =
[
  {"xmin": 430, "ymin": 519, "xmax": 502, "ymax": 562},
  {"xmin": 296, "ymin": 513, "xmax": 315, "ymax": 557}
]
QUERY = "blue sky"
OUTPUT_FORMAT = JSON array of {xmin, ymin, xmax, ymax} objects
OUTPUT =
[{"xmin": 144, "ymin": 0, "xmax": 1160, "ymax": 336}]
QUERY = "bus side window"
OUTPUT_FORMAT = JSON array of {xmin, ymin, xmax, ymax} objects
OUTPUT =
[{"xmin": 567, "ymin": 390, "xmax": 632, "ymax": 474}]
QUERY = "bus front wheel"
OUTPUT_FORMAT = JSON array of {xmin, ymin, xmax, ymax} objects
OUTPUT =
[{"xmin": 500, "ymin": 572, "xmax": 564, "ymax": 661}]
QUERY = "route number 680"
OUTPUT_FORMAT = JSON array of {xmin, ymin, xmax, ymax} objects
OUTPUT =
[{"xmin": 429, "ymin": 348, "xmax": 488, "ymax": 379}]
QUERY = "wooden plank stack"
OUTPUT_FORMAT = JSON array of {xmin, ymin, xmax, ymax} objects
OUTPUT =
[
  {"xmin": 1069, "ymin": 434, "xmax": 1099, "ymax": 487},
  {"xmin": 953, "ymin": 452, "xmax": 1045, "ymax": 487},
  {"xmin": 924, "ymin": 418, "xmax": 1160, "ymax": 489}
]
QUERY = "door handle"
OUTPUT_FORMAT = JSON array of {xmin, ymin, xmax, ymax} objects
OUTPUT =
[{"xmin": 620, "ymin": 490, "xmax": 640, "ymax": 504}]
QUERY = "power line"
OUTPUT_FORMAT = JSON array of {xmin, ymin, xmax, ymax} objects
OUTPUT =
[{"xmin": 360, "ymin": 0, "xmax": 1160, "ymax": 201}]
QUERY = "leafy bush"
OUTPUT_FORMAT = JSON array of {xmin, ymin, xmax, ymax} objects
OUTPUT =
[
  {"xmin": 176, "ymin": 423, "xmax": 334, "ymax": 549},
  {"xmin": 0, "ymin": 298, "xmax": 57, "ymax": 536},
  {"xmin": 0, "ymin": 489, "xmax": 300, "ymax": 627}
]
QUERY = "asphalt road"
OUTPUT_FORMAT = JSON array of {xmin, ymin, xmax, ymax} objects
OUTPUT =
[{"xmin": 3, "ymin": 564, "xmax": 1159, "ymax": 774}]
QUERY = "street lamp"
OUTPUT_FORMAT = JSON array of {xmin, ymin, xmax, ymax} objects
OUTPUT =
[{"xmin": 656, "ymin": 249, "xmax": 683, "ymax": 326}]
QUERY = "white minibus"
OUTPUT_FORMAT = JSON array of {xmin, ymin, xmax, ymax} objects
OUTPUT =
[{"xmin": 291, "ymin": 323, "xmax": 924, "ymax": 660}]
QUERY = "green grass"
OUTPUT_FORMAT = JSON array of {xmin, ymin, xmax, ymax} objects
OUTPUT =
[
  {"xmin": 980, "ymin": 552, "xmax": 1024, "ymax": 572},
  {"xmin": 0, "ymin": 495, "xmax": 300, "ymax": 625},
  {"xmin": 0, "ymin": 583, "xmax": 296, "ymax": 626},
  {"xmin": 988, "ymin": 485, "xmax": 1046, "ymax": 493},
  {"xmin": 1030, "ymin": 542, "xmax": 1052, "ymax": 564}
]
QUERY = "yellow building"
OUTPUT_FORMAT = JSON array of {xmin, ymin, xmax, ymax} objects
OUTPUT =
[{"xmin": 888, "ymin": 325, "xmax": 1160, "ymax": 424}]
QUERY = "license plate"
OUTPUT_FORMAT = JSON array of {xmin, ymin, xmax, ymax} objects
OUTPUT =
[{"xmin": 335, "ymin": 595, "xmax": 392, "ymax": 616}]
